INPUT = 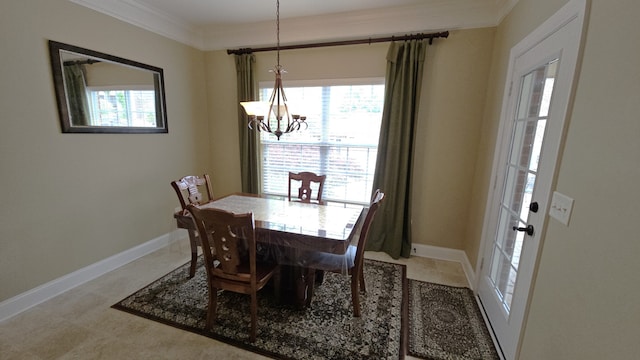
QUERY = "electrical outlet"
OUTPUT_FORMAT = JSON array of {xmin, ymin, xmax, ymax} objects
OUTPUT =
[{"xmin": 549, "ymin": 191, "xmax": 574, "ymax": 225}]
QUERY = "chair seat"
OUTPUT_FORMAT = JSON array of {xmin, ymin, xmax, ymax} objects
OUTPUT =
[
  {"xmin": 304, "ymin": 245, "xmax": 356, "ymax": 273},
  {"xmin": 213, "ymin": 261, "xmax": 280, "ymax": 282}
]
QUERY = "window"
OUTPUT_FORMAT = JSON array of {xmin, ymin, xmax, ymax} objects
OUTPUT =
[
  {"xmin": 259, "ymin": 78, "xmax": 385, "ymax": 205},
  {"xmin": 87, "ymin": 87, "xmax": 157, "ymax": 127}
]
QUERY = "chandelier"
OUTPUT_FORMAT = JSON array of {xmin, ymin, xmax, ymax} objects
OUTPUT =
[{"xmin": 240, "ymin": 0, "xmax": 307, "ymax": 140}]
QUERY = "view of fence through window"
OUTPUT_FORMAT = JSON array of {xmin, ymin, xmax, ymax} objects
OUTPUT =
[
  {"xmin": 259, "ymin": 79, "xmax": 385, "ymax": 205},
  {"xmin": 88, "ymin": 89, "xmax": 157, "ymax": 127}
]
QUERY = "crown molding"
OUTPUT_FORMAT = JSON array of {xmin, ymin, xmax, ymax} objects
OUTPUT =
[
  {"xmin": 69, "ymin": 0, "xmax": 205, "ymax": 49},
  {"xmin": 70, "ymin": 0, "xmax": 516, "ymax": 51},
  {"xmin": 205, "ymin": 1, "xmax": 500, "ymax": 51}
]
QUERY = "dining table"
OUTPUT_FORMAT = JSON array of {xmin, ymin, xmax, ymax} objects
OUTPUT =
[{"xmin": 174, "ymin": 193, "xmax": 365, "ymax": 307}]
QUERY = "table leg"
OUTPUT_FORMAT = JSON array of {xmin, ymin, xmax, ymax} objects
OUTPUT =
[{"xmin": 293, "ymin": 266, "xmax": 317, "ymax": 308}]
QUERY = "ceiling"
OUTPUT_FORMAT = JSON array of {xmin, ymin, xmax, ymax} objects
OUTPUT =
[{"xmin": 70, "ymin": 0, "xmax": 518, "ymax": 51}]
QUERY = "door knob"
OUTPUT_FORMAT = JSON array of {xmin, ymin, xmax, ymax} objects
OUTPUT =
[
  {"xmin": 529, "ymin": 202, "xmax": 539, "ymax": 213},
  {"xmin": 512, "ymin": 224, "xmax": 534, "ymax": 236}
]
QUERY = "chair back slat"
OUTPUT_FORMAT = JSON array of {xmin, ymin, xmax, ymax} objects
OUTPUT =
[
  {"xmin": 188, "ymin": 206, "xmax": 254, "ymax": 280},
  {"xmin": 288, "ymin": 171, "xmax": 326, "ymax": 203},
  {"xmin": 171, "ymin": 174, "xmax": 214, "ymax": 212}
]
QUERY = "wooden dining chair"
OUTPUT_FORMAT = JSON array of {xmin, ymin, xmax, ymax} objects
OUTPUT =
[
  {"xmin": 187, "ymin": 205, "xmax": 280, "ymax": 342},
  {"xmin": 171, "ymin": 174, "xmax": 214, "ymax": 278},
  {"xmin": 304, "ymin": 189, "xmax": 385, "ymax": 317},
  {"xmin": 288, "ymin": 171, "xmax": 327, "ymax": 204}
]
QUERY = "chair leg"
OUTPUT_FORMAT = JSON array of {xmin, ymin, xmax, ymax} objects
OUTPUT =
[
  {"xmin": 187, "ymin": 230, "xmax": 198, "ymax": 278},
  {"xmin": 250, "ymin": 292, "xmax": 258, "ymax": 342},
  {"xmin": 351, "ymin": 275, "xmax": 361, "ymax": 317},
  {"xmin": 359, "ymin": 267, "xmax": 366, "ymax": 293},
  {"xmin": 206, "ymin": 287, "xmax": 218, "ymax": 329},
  {"xmin": 189, "ymin": 251, "xmax": 198, "ymax": 278}
]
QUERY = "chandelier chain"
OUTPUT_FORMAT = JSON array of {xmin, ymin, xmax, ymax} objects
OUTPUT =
[{"xmin": 276, "ymin": 0, "xmax": 280, "ymax": 67}]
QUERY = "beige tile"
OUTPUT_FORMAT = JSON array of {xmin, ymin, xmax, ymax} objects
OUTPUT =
[
  {"xmin": 434, "ymin": 258, "xmax": 466, "ymax": 276},
  {"xmin": 437, "ymin": 272, "xmax": 470, "ymax": 288},
  {"xmin": 25, "ymin": 322, "xmax": 93, "ymax": 359},
  {"xmin": 57, "ymin": 333, "xmax": 169, "ymax": 360},
  {"xmin": 43, "ymin": 288, "xmax": 111, "ymax": 323},
  {"xmin": 0, "ymin": 306, "xmax": 67, "ymax": 348},
  {"xmin": 75, "ymin": 308, "xmax": 152, "ymax": 338},
  {"xmin": 0, "ymin": 332, "xmax": 40, "ymax": 360}
]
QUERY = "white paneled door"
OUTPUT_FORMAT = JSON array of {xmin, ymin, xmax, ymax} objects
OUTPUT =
[{"xmin": 476, "ymin": 1, "xmax": 588, "ymax": 359}]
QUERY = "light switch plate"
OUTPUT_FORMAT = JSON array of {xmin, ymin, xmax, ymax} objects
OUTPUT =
[{"xmin": 549, "ymin": 191, "xmax": 574, "ymax": 225}]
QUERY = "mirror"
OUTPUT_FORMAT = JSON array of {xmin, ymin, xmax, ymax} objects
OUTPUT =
[{"xmin": 48, "ymin": 40, "xmax": 168, "ymax": 133}]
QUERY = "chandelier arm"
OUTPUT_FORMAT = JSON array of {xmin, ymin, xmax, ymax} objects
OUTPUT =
[
  {"xmin": 262, "ymin": 119, "xmax": 272, "ymax": 133},
  {"xmin": 285, "ymin": 122, "xmax": 296, "ymax": 133}
]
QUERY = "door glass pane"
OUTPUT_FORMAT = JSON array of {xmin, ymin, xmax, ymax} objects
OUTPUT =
[
  {"xmin": 538, "ymin": 61, "xmax": 557, "ymax": 117},
  {"xmin": 521, "ymin": 173, "xmax": 536, "ymax": 223},
  {"xmin": 503, "ymin": 166, "xmax": 528, "ymax": 213},
  {"xmin": 518, "ymin": 67, "xmax": 547, "ymax": 119},
  {"xmin": 488, "ymin": 58, "xmax": 559, "ymax": 313},
  {"xmin": 529, "ymin": 120, "xmax": 547, "ymax": 171}
]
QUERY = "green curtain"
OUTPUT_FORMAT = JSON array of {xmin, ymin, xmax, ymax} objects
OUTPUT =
[
  {"xmin": 365, "ymin": 39, "xmax": 428, "ymax": 259},
  {"xmin": 63, "ymin": 64, "xmax": 90, "ymax": 126},
  {"xmin": 235, "ymin": 54, "xmax": 262, "ymax": 194}
]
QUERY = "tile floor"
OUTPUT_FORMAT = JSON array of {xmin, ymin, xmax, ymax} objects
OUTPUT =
[{"xmin": 0, "ymin": 240, "xmax": 469, "ymax": 359}]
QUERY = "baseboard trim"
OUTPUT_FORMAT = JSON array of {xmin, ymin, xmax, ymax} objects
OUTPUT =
[
  {"xmin": 0, "ymin": 230, "xmax": 184, "ymax": 323},
  {"xmin": 411, "ymin": 243, "xmax": 476, "ymax": 290}
]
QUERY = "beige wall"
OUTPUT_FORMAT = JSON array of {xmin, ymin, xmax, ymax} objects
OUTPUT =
[
  {"xmin": 206, "ymin": 29, "xmax": 496, "ymax": 251},
  {"xmin": 468, "ymin": 0, "xmax": 640, "ymax": 358},
  {"xmin": 0, "ymin": 0, "xmax": 210, "ymax": 301}
]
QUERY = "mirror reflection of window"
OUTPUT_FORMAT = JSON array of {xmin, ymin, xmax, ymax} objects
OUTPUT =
[
  {"xmin": 87, "ymin": 89, "xmax": 156, "ymax": 127},
  {"xmin": 68, "ymin": 57, "xmax": 157, "ymax": 127},
  {"xmin": 49, "ymin": 40, "xmax": 167, "ymax": 133}
]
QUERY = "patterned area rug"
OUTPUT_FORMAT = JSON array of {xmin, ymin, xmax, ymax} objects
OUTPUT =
[
  {"xmin": 408, "ymin": 280, "xmax": 500, "ymax": 360},
  {"xmin": 113, "ymin": 258, "xmax": 407, "ymax": 359}
]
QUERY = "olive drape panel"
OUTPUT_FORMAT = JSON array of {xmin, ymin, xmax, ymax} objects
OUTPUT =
[
  {"xmin": 365, "ymin": 39, "xmax": 428, "ymax": 259},
  {"xmin": 235, "ymin": 54, "xmax": 262, "ymax": 194},
  {"xmin": 64, "ymin": 64, "xmax": 90, "ymax": 126}
]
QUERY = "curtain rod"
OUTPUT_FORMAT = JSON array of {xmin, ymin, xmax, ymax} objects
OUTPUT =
[
  {"xmin": 63, "ymin": 59, "xmax": 101, "ymax": 66},
  {"xmin": 227, "ymin": 31, "xmax": 449, "ymax": 55}
]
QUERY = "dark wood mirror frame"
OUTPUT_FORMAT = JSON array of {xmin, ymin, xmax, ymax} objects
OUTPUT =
[{"xmin": 48, "ymin": 40, "xmax": 168, "ymax": 134}]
